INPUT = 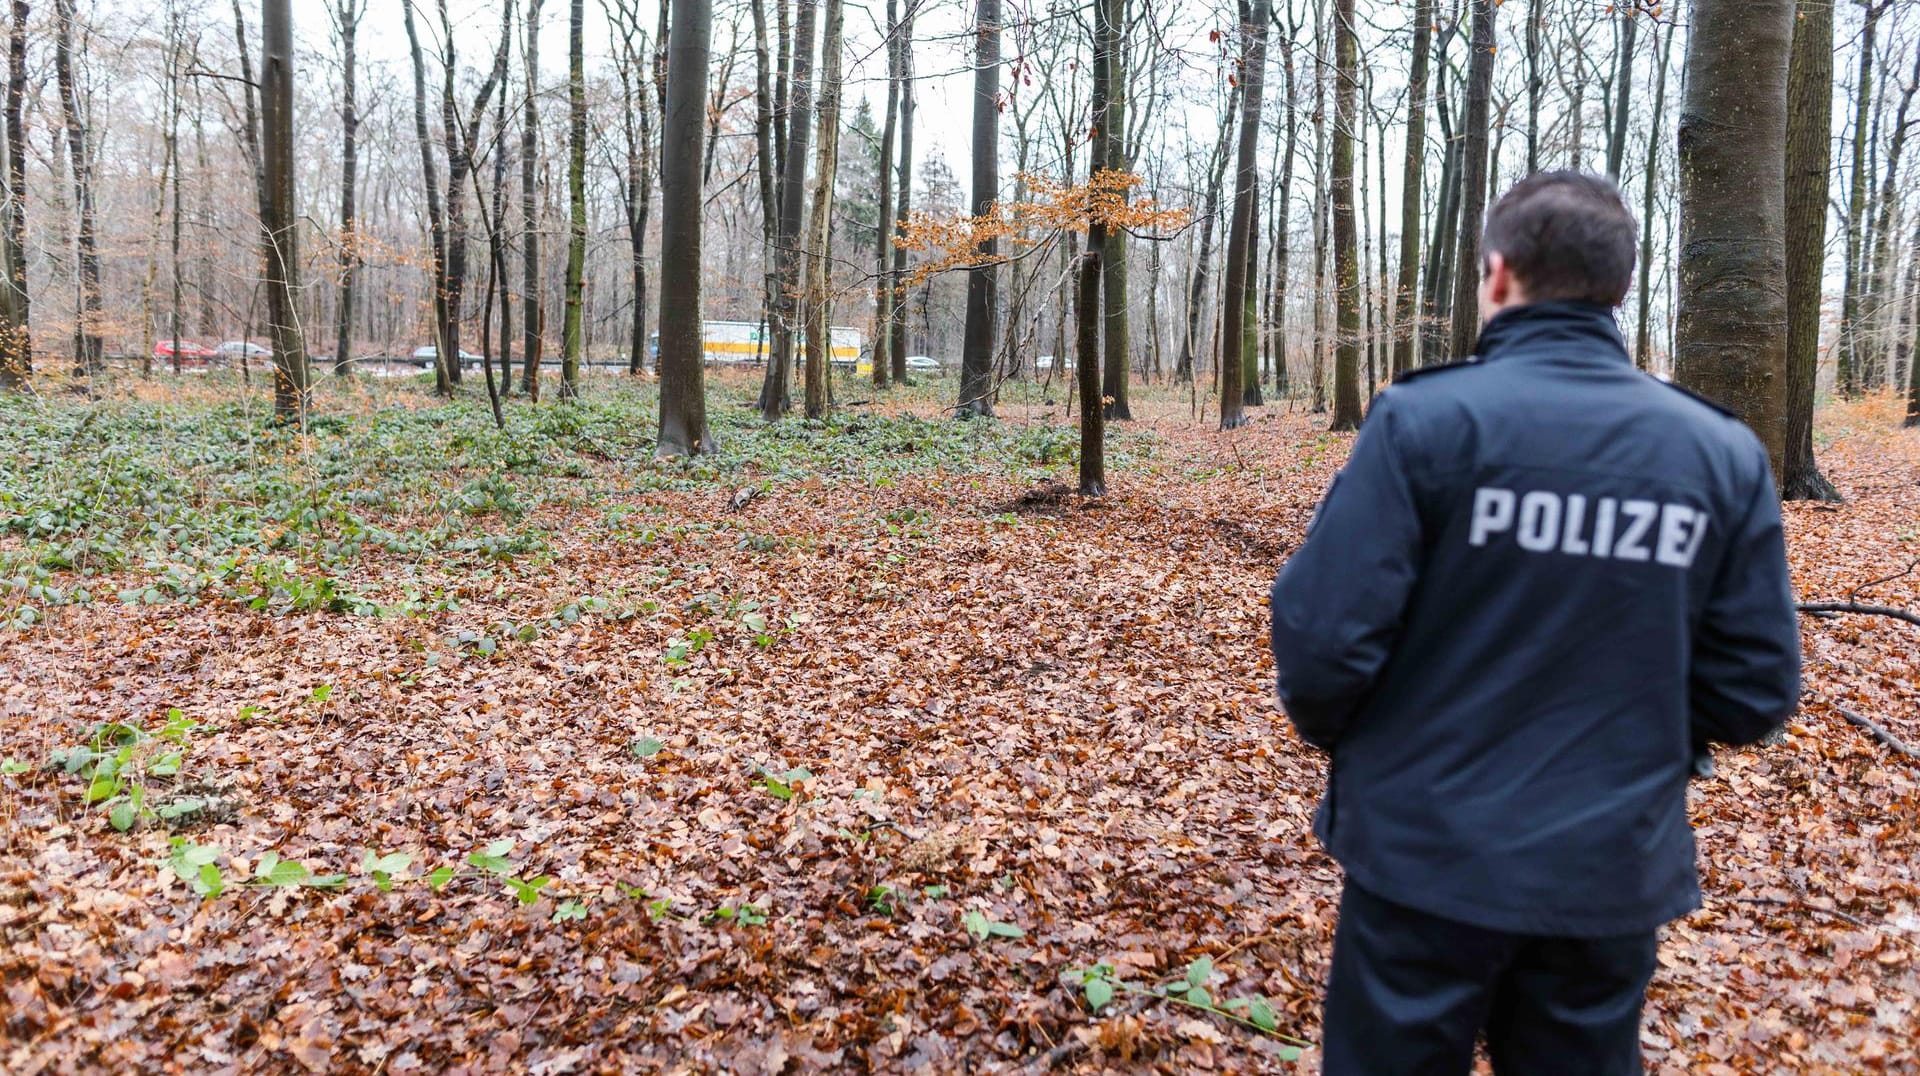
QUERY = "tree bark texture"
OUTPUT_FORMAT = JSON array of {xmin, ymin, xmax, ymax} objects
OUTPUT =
[{"xmin": 1674, "ymin": 0, "xmax": 1794, "ymax": 481}]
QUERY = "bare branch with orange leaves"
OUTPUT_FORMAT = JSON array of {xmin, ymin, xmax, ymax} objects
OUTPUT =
[{"xmin": 894, "ymin": 170, "xmax": 1191, "ymax": 288}]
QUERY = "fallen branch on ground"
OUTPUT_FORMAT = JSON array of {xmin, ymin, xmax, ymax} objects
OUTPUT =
[{"xmin": 1796, "ymin": 602, "xmax": 1920, "ymax": 629}]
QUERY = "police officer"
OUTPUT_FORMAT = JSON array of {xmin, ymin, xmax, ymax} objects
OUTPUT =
[{"xmin": 1269, "ymin": 172, "xmax": 1802, "ymax": 1074}]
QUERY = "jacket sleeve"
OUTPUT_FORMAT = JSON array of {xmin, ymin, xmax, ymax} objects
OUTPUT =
[
  {"xmin": 1689, "ymin": 455, "xmax": 1802, "ymax": 746},
  {"xmin": 1270, "ymin": 394, "xmax": 1425, "ymax": 751}
]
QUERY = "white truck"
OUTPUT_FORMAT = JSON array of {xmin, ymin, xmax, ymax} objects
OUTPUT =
[{"xmin": 650, "ymin": 320, "xmax": 861, "ymax": 368}]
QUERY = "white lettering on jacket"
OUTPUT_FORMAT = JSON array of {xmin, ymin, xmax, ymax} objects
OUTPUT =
[{"xmin": 1467, "ymin": 487, "xmax": 1710, "ymax": 568}]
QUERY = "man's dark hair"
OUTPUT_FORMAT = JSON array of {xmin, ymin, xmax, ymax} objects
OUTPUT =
[{"xmin": 1481, "ymin": 171, "xmax": 1638, "ymax": 306}]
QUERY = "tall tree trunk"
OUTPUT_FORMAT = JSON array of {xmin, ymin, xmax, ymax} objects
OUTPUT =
[
  {"xmin": 1179, "ymin": 81, "xmax": 1236, "ymax": 383},
  {"xmin": 871, "ymin": 0, "xmax": 897, "ymax": 388},
  {"xmin": 489, "ymin": 17, "xmax": 513, "ymax": 396},
  {"xmin": 1101, "ymin": 0, "xmax": 1131, "ymax": 419},
  {"xmin": 956, "ymin": 0, "xmax": 1000, "ymax": 419},
  {"xmin": 1271, "ymin": 32, "xmax": 1298, "ymax": 398},
  {"xmin": 1782, "ymin": 0, "xmax": 1840, "ymax": 499},
  {"xmin": 657, "ymin": 0, "xmax": 715, "ymax": 455},
  {"xmin": 0, "ymin": 0, "xmax": 30, "ymax": 388},
  {"xmin": 54, "ymin": 0, "xmax": 102, "ymax": 377},
  {"xmin": 561, "ymin": 0, "xmax": 586, "ymax": 399},
  {"xmin": 404, "ymin": 2, "xmax": 453, "ymax": 394},
  {"xmin": 334, "ymin": 0, "xmax": 362, "ymax": 377},
  {"xmin": 1604, "ymin": 8, "xmax": 1636, "ymax": 179},
  {"xmin": 1864, "ymin": 38, "xmax": 1920, "ymax": 389},
  {"xmin": 261, "ymin": 0, "xmax": 309, "ymax": 421},
  {"xmin": 1421, "ymin": 47, "xmax": 1461, "ymax": 363},
  {"xmin": 1633, "ymin": 16, "xmax": 1673, "ymax": 371},
  {"xmin": 164, "ymin": 3, "xmax": 183, "ymax": 376},
  {"xmin": 1674, "ymin": 0, "xmax": 1793, "ymax": 480},
  {"xmin": 1077, "ymin": 251, "xmax": 1105, "ymax": 494},
  {"xmin": 1837, "ymin": 0, "xmax": 1887, "ymax": 397},
  {"xmin": 1219, "ymin": 0, "xmax": 1268, "ymax": 429},
  {"xmin": 1447, "ymin": 0, "xmax": 1496, "ymax": 362},
  {"xmin": 747, "ymin": 0, "xmax": 774, "ymax": 369},
  {"xmin": 887, "ymin": 7, "xmax": 914, "ymax": 383},
  {"xmin": 1392, "ymin": 0, "xmax": 1431, "ymax": 378},
  {"xmin": 1525, "ymin": 0, "xmax": 1540, "ymax": 173},
  {"xmin": 521, "ymin": 0, "xmax": 545, "ymax": 398},
  {"xmin": 801, "ymin": 0, "xmax": 842, "ymax": 419},
  {"xmin": 1905, "ymin": 220, "xmax": 1920, "ymax": 426},
  {"xmin": 1328, "ymin": 0, "xmax": 1362, "ymax": 429},
  {"xmin": 761, "ymin": 0, "xmax": 817, "ymax": 418}
]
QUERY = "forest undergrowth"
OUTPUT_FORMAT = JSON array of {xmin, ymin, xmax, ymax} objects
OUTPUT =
[{"xmin": 0, "ymin": 371, "xmax": 1914, "ymax": 1073}]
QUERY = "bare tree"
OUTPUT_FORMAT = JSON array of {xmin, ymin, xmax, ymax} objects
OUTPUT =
[
  {"xmin": 1838, "ymin": 0, "xmax": 1893, "ymax": 396},
  {"xmin": 521, "ymin": 0, "xmax": 545, "ymax": 398},
  {"xmin": 332, "ymin": 0, "xmax": 366, "ymax": 377},
  {"xmin": 0, "ymin": 0, "xmax": 28, "ymax": 388},
  {"xmin": 759, "ymin": 0, "xmax": 816, "ymax": 419},
  {"xmin": 260, "ymin": 0, "xmax": 309, "ymax": 420},
  {"xmin": 656, "ymin": 0, "xmax": 715, "ymax": 456},
  {"xmin": 1674, "ymin": 0, "xmax": 1794, "ymax": 479},
  {"xmin": 956, "ymin": 0, "xmax": 1000, "ymax": 419},
  {"xmin": 1391, "ymin": 0, "xmax": 1431, "ymax": 378},
  {"xmin": 1329, "ymin": 0, "xmax": 1361, "ymax": 429},
  {"xmin": 1446, "ymin": 0, "xmax": 1496, "ymax": 363},
  {"xmin": 801, "ymin": 0, "xmax": 842, "ymax": 418},
  {"xmin": 869, "ymin": 0, "xmax": 897, "ymax": 389},
  {"xmin": 1782, "ymin": 0, "xmax": 1840, "ymax": 500},
  {"xmin": 1219, "ymin": 0, "xmax": 1268, "ymax": 429},
  {"xmin": 54, "ymin": 0, "xmax": 102, "ymax": 376},
  {"xmin": 561, "ymin": 0, "xmax": 586, "ymax": 399},
  {"xmin": 887, "ymin": 4, "xmax": 914, "ymax": 383}
]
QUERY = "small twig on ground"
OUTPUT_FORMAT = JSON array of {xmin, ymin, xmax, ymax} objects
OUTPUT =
[{"xmin": 1846, "ymin": 557, "xmax": 1919, "ymax": 605}]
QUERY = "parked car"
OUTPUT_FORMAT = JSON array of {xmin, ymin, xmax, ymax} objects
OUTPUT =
[
  {"xmin": 215, "ymin": 341, "xmax": 272, "ymax": 363},
  {"xmin": 1033, "ymin": 354, "xmax": 1075, "ymax": 372},
  {"xmin": 153, "ymin": 340, "xmax": 217, "ymax": 366},
  {"xmin": 410, "ymin": 345, "xmax": 484, "ymax": 369},
  {"xmin": 903, "ymin": 354, "xmax": 944, "ymax": 373}
]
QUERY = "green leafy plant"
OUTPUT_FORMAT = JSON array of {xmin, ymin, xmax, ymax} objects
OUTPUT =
[
  {"xmin": 962, "ymin": 909, "xmax": 1025, "ymax": 942},
  {"xmin": 1064, "ymin": 956, "xmax": 1310, "ymax": 1057},
  {"xmin": 753, "ymin": 765, "xmax": 813, "ymax": 801}
]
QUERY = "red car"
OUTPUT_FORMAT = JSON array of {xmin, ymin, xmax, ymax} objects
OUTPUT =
[{"xmin": 154, "ymin": 340, "xmax": 217, "ymax": 367}]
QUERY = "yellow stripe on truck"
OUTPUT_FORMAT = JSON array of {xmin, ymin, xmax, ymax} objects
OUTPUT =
[{"xmin": 700, "ymin": 342, "xmax": 858, "ymax": 358}]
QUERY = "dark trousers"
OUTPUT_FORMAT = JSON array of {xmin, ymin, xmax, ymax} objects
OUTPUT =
[{"xmin": 1321, "ymin": 882, "xmax": 1658, "ymax": 1076}]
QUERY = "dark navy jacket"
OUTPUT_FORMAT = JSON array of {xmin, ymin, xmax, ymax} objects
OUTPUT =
[{"xmin": 1270, "ymin": 301, "xmax": 1801, "ymax": 937}]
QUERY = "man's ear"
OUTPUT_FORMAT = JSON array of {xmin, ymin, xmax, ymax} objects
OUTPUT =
[{"xmin": 1485, "ymin": 252, "xmax": 1513, "ymax": 306}]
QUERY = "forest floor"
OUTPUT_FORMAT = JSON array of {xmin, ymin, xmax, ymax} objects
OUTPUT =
[{"xmin": 0, "ymin": 369, "xmax": 1916, "ymax": 1074}]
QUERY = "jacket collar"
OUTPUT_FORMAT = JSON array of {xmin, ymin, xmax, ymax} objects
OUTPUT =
[{"xmin": 1471, "ymin": 300, "xmax": 1631, "ymax": 365}]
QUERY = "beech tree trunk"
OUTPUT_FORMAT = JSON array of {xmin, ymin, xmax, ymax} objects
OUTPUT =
[
  {"xmin": 888, "ymin": 7, "xmax": 914, "ymax": 383},
  {"xmin": 0, "ymin": 0, "xmax": 28, "ymax": 388},
  {"xmin": 1781, "ymin": 0, "xmax": 1839, "ymax": 500},
  {"xmin": 1101, "ymin": 0, "xmax": 1131, "ymax": 420},
  {"xmin": 561, "ymin": 0, "xmax": 586, "ymax": 399},
  {"xmin": 54, "ymin": 0, "xmax": 102, "ymax": 376},
  {"xmin": 1604, "ymin": 9, "xmax": 1636, "ymax": 179},
  {"xmin": 1329, "ymin": 0, "xmax": 1362, "ymax": 430},
  {"xmin": 1392, "ymin": 0, "xmax": 1431, "ymax": 378},
  {"xmin": 1674, "ymin": 0, "xmax": 1793, "ymax": 481},
  {"xmin": 1219, "ymin": 0, "xmax": 1267, "ymax": 429},
  {"xmin": 1178, "ymin": 82, "xmax": 1235, "ymax": 383},
  {"xmin": 260, "ymin": 0, "xmax": 308, "ymax": 421},
  {"xmin": 333, "ymin": 0, "xmax": 363, "ymax": 377},
  {"xmin": 760, "ymin": 0, "xmax": 816, "ymax": 419},
  {"xmin": 1837, "ymin": 1, "xmax": 1888, "ymax": 396},
  {"xmin": 1447, "ymin": 0, "xmax": 1496, "ymax": 362},
  {"xmin": 1634, "ymin": 19, "xmax": 1673, "ymax": 372},
  {"xmin": 870, "ymin": 0, "xmax": 897, "ymax": 389},
  {"xmin": 656, "ymin": 0, "xmax": 715, "ymax": 456},
  {"xmin": 521, "ymin": 0, "xmax": 545, "ymax": 398},
  {"xmin": 956, "ymin": 0, "xmax": 999, "ymax": 419},
  {"xmin": 801, "ymin": 0, "xmax": 842, "ymax": 419}
]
